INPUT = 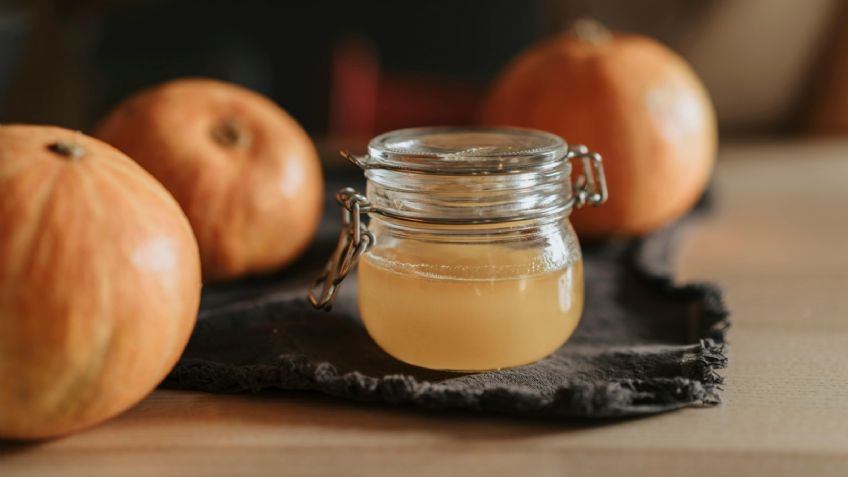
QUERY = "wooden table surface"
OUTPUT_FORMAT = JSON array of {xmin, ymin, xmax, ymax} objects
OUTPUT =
[{"xmin": 2, "ymin": 140, "xmax": 847, "ymax": 476}]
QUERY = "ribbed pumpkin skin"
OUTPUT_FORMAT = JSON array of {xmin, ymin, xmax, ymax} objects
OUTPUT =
[
  {"xmin": 481, "ymin": 33, "xmax": 717, "ymax": 237},
  {"xmin": 0, "ymin": 125, "xmax": 201, "ymax": 439},
  {"xmin": 95, "ymin": 78, "xmax": 325, "ymax": 282}
]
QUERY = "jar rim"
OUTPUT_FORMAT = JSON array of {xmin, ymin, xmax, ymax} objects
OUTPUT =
[{"xmin": 365, "ymin": 126, "xmax": 568, "ymax": 175}]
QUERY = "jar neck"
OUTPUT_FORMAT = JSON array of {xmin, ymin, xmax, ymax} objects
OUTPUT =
[
  {"xmin": 367, "ymin": 212, "xmax": 571, "ymax": 244},
  {"xmin": 364, "ymin": 163, "xmax": 573, "ymax": 225}
]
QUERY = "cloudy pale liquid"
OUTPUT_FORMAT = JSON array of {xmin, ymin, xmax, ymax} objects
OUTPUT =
[{"xmin": 358, "ymin": 243, "xmax": 583, "ymax": 371}]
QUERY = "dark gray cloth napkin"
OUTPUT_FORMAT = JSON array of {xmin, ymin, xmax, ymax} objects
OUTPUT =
[{"xmin": 162, "ymin": 184, "xmax": 729, "ymax": 418}]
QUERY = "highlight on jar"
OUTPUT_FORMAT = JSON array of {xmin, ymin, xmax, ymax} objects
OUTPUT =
[{"xmin": 308, "ymin": 127, "xmax": 608, "ymax": 372}]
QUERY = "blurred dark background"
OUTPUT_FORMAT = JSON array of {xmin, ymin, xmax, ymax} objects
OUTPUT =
[{"xmin": 1, "ymin": 0, "xmax": 847, "ymax": 146}]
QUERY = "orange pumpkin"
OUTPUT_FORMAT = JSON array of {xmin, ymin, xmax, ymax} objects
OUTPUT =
[
  {"xmin": 0, "ymin": 125, "xmax": 201, "ymax": 439},
  {"xmin": 481, "ymin": 23, "xmax": 717, "ymax": 237},
  {"xmin": 95, "ymin": 78, "xmax": 324, "ymax": 282}
]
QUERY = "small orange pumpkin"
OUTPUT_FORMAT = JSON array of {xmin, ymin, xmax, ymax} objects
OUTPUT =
[
  {"xmin": 0, "ymin": 125, "xmax": 201, "ymax": 439},
  {"xmin": 95, "ymin": 78, "xmax": 324, "ymax": 282},
  {"xmin": 481, "ymin": 22, "xmax": 717, "ymax": 237}
]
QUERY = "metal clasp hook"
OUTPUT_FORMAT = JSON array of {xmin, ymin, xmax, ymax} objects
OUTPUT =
[
  {"xmin": 567, "ymin": 144, "xmax": 608, "ymax": 208},
  {"xmin": 307, "ymin": 187, "xmax": 374, "ymax": 310}
]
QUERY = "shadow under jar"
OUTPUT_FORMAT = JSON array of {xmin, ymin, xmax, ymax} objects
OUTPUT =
[{"xmin": 310, "ymin": 127, "xmax": 607, "ymax": 372}]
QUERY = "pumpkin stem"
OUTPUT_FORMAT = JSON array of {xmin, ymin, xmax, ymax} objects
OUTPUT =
[
  {"xmin": 570, "ymin": 18, "xmax": 613, "ymax": 46},
  {"xmin": 47, "ymin": 140, "xmax": 85, "ymax": 160},
  {"xmin": 211, "ymin": 117, "xmax": 251, "ymax": 148}
]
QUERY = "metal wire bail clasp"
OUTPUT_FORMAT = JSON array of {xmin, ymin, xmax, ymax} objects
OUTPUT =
[
  {"xmin": 567, "ymin": 144, "xmax": 609, "ymax": 208},
  {"xmin": 308, "ymin": 188, "xmax": 374, "ymax": 311}
]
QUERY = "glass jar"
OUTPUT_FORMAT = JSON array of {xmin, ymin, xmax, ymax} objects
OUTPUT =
[{"xmin": 309, "ymin": 127, "xmax": 607, "ymax": 372}]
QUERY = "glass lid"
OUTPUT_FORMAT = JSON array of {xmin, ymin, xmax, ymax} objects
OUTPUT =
[{"xmin": 360, "ymin": 126, "xmax": 568, "ymax": 174}]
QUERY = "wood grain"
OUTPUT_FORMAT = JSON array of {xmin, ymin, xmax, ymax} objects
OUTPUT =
[{"xmin": 2, "ymin": 139, "xmax": 847, "ymax": 476}]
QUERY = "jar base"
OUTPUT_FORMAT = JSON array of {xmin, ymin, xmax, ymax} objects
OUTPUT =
[
  {"xmin": 377, "ymin": 348, "xmax": 567, "ymax": 373},
  {"xmin": 364, "ymin": 325, "xmax": 579, "ymax": 373}
]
